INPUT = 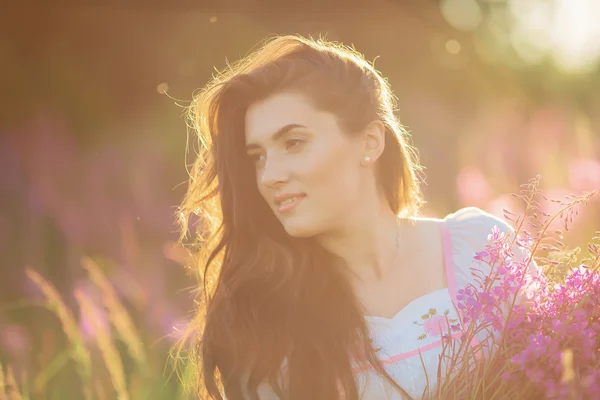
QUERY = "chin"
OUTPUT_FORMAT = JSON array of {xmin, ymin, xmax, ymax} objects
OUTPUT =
[{"xmin": 280, "ymin": 216, "xmax": 319, "ymax": 238}]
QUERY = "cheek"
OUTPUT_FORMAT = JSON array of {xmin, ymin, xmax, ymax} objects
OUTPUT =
[{"xmin": 303, "ymin": 147, "xmax": 361, "ymax": 205}]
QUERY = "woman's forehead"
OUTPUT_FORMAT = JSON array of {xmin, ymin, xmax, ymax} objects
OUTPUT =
[{"xmin": 244, "ymin": 92, "xmax": 339, "ymax": 145}]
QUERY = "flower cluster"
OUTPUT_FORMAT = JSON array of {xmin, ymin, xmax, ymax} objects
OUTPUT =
[
  {"xmin": 452, "ymin": 223, "xmax": 600, "ymax": 399},
  {"xmin": 505, "ymin": 265, "xmax": 600, "ymax": 398},
  {"xmin": 456, "ymin": 226, "xmax": 535, "ymax": 331}
]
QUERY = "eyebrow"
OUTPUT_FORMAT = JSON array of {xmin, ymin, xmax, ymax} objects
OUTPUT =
[{"xmin": 245, "ymin": 123, "xmax": 307, "ymax": 151}]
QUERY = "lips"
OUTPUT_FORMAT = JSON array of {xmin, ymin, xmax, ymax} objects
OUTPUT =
[{"xmin": 274, "ymin": 193, "xmax": 306, "ymax": 214}]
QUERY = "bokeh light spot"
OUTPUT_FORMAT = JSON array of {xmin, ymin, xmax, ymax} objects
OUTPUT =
[
  {"xmin": 445, "ymin": 39, "xmax": 462, "ymax": 54},
  {"xmin": 441, "ymin": 0, "xmax": 483, "ymax": 32}
]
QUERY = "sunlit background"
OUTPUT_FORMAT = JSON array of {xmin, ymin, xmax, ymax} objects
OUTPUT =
[{"xmin": 1, "ymin": 0, "xmax": 599, "ymax": 398}]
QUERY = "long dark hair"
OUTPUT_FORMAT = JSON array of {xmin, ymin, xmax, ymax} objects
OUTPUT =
[{"xmin": 173, "ymin": 35, "xmax": 424, "ymax": 399}]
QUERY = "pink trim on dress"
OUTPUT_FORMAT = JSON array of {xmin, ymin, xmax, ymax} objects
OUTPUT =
[
  {"xmin": 352, "ymin": 331, "xmax": 464, "ymax": 374},
  {"xmin": 441, "ymin": 220, "xmax": 481, "ymax": 356},
  {"xmin": 440, "ymin": 221, "xmax": 458, "ymax": 303}
]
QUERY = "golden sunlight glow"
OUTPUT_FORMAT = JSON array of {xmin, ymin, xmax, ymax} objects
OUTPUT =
[
  {"xmin": 508, "ymin": 0, "xmax": 600, "ymax": 72},
  {"xmin": 552, "ymin": 0, "xmax": 600, "ymax": 72}
]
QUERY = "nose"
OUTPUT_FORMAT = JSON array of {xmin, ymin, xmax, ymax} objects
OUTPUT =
[{"xmin": 260, "ymin": 156, "xmax": 289, "ymax": 189}]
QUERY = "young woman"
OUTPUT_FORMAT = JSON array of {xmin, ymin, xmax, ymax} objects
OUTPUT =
[{"xmin": 175, "ymin": 35, "xmax": 535, "ymax": 400}]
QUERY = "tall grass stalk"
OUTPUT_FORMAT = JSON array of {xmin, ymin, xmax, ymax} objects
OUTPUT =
[
  {"xmin": 74, "ymin": 289, "xmax": 129, "ymax": 400},
  {"xmin": 3, "ymin": 365, "xmax": 23, "ymax": 400},
  {"xmin": 1, "ymin": 363, "xmax": 6, "ymax": 400},
  {"xmin": 81, "ymin": 257, "xmax": 149, "ymax": 376},
  {"xmin": 25, "ymin": 268, "xmax": 93, "ymax": 400}
]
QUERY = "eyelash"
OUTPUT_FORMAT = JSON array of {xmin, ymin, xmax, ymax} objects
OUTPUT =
[
  {"xmin": 249, "ymin": 138, "xmax": 304, "ymax": 164},
  {"xmin": 285, "ymin": 138, "xmax": 304, "ymax": 150}
]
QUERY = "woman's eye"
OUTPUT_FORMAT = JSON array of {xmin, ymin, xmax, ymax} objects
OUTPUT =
[
  {"xmin": 247, "ymin": 139, "xmax": 303, "ymax": 165},
  {"xmin": 285, "ymin": 138, "xmax": 304, "ymax": 150},
  {"xmin": 249, "ymin": 154, "xmax": 266, "ymax": 164}
]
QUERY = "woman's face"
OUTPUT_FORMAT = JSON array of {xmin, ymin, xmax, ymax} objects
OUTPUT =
[{"xmin": 244, "ymin": 91, "xmax": 368, "ymax": 237}]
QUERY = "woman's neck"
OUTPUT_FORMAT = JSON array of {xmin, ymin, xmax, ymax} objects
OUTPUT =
[{"xmin": 314, "ymin": 205, "xmax": 413, "ymax": 285}]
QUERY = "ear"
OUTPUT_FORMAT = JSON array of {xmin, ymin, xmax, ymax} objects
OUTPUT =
[{"xmin": 360, "ymin": 120, "xmax": 386, "ymax": 166}]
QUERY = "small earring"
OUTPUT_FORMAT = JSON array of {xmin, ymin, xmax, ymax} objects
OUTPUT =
[{"xmin": 364, "ymin": 156, "xmax": 371, "ymax": 163}]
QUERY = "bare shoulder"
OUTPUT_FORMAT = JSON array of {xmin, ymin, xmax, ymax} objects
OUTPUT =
[
  {"xmin": 401, "ymin": 215, "xmax": 445, "ymax": 238},
  {"xmin": 398, "ymin": 215, "xmax": 446, "ymax": 257}
]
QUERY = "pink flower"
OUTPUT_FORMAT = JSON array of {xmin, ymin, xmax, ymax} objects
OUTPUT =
[
  {"xmin": 424, "ymin": 315, "xmax": 450, "ymax": 336},
  {"xmin": 456, "ymin": 166, "xmax": 493, "ymax": 207},
  {"xmin": 568, "ymin": 157, "xmax": 600, "ymax": 192}
]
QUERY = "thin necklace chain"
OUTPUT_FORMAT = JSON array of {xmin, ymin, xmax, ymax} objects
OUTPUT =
[
  {"xmin": 395, "ymin": 216, "xmax": 402, "ymax": 249},
  {"xmin": 391, "ymin": 216, "xmax": 401, "ymax": 265}
]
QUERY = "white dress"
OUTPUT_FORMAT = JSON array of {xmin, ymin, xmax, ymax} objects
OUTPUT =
[{"xmin": 252, "ymin": 206, "xmax": 537, "ymax": 399}]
